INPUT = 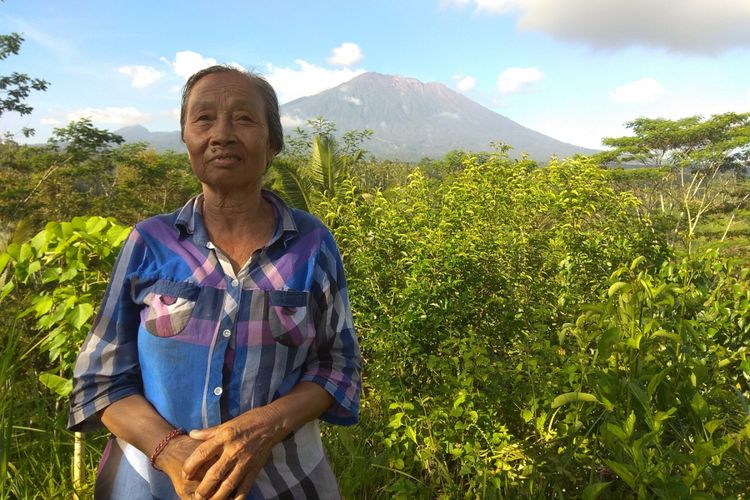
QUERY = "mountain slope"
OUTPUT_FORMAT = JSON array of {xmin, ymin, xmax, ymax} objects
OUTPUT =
[{"xmin": 280, "ymin": 72, "xmax": 597, "ymax": 161}]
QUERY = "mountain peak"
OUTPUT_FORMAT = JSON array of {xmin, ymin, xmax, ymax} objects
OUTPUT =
[{"xmin": 281, "ymin": 72, "xmax": 596, "ymax": 161}]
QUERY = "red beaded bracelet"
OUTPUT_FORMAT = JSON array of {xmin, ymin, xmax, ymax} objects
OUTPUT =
[{"xmin": 150, "ymin": 428, "xmax": 187, "ymax": 471}]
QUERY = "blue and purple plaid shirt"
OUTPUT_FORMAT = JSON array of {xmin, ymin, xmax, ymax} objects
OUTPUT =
[{"xmin": 69, "ymin": 191, "xmax": 361, "ymax": 499}]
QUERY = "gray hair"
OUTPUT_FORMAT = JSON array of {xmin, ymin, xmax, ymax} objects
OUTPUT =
[{"xmin": 180, "ymin": 65, "xmax": 284, "ymax": 155}]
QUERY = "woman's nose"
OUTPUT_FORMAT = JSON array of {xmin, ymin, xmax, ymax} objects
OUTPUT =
[{"xmin": 209, "ymin": 115, "xmax": 236, "ymax": 145}]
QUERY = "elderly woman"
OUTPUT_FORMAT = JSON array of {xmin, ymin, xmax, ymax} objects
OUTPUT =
[{"xmin": 68, "ymin": 65, "xmax": 361, "ymax": 499}]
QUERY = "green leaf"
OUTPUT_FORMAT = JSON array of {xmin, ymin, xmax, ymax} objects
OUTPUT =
[
  {"xmin": 627, "ymin": 381, "xmax": 649, "ymax": 412},
  {"xmin": 652, "ymin": 330, "xmax": 681, "ymax": 343},
  {"xmin": 33, "ymin": 296, "xmax": 55, "ymax": 316},
  {"xmin": 551, "ymin": 391, "xmax": 599, "ymax": 408},
  {"xmin": 388, "ymin": 412, "xmax": 404, "ymax": 429},
  {"xmin": 605, "ymin": 422, "xmax": 628, "ymax": 442},
  {"xmin": 0, "ymin": 252, "xmax": 10, "ymax": 274},
  {"xmin": 629, "ymin": 255, "xmax": 646, "ymax": 270},
  {"xmin": 0, "ymin": 281, "xmax": 15, "ymax": 301},
  {"xmin": 38, "ymin": 373, "xmax": 72, "ymax": 398},
  {"xmin": 18, "ymin": 243, "xmax": 32, "ymax": 263},
  {"xmin": 30, "ymin": 230, "xmax": 48, "ymax": 254},
  {"xmin": 405, "ymin": 426, "xmax": 417, "ymax": 444},
  {"xmin": 582, "ymin": 482, "xmax": 611, "ymax": 500},
  {"xmin": 597, "ymin": 327, "xmax": 620, "ymax": 359},
  {"xmin": 691, "ymin": 392, "xmax": 710, "ymax": 420},
  {"xmin": 624, "ymin": 411, "xmax": 636, "ymax": 438},
  {"xmin": 84, "ymin": 216, "xmax": 108, "ymax": 235},
  {"xmin": 5, "ymin": 243, "xmax": 20, "ymax": 261},
  {"xmin": 26, "ymin": 260, "xmax": 41, "ymax": 275},
  {"xmin": 453, "ymin": 391, "xmax": 466, "ymax": 409},
  {"xmin": 68, "ymin": 303, "xmax": 94, "ymax": 330},
  {"xmin": 608, "ymin": 281, "xmax": 630, "ymax": 297},
  {"xmin": 647, "ymin": 367, "xmax": 670, "ymax": 398},
  {"xmin": 604, "ymin": 460, "xmax": 636, "ymax": 489},
  {"xmin": 705, "ymin": 419, "xmax": 723, "ymax": 437},
  {"xmin": 107, "ymin": 224, "xmax": 131, "ymax": 247}
]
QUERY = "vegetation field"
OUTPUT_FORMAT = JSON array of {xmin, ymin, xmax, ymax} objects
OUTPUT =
[{"xmin": 2, "ymin": 111, "xmax": 750, "ymax": 499}]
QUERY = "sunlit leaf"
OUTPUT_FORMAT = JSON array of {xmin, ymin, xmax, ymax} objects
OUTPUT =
[{"xmin": 551, "ymin": 392, "xmax": 599, "ymax": 408}]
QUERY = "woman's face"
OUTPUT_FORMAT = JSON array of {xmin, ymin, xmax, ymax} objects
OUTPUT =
[{"xmin": 183, "ymin": 72, "xmax": 274, "ymax": 193}]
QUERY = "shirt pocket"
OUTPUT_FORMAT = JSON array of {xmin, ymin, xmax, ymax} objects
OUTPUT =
[
  {"xmin": 140, "ymin": 280, "xmax": 201, "ymax": 338},
  {"xmin": 267, "ymin": 290, "xmax": 314, "ymax": 347}
]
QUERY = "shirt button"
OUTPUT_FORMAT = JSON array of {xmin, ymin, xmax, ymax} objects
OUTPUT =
[
  {"xmin": 222, "ymin": 329, "xmax": 231, "ymax": 338},
  {"xmin": 213, "ymin": 387, "xmax": 223, "ymax": 396},
  {"xmin": 231, "ymin": 279, "xmax": 239, "ymax": 287}
]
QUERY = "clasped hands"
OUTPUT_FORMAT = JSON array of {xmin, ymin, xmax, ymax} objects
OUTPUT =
[{"xmin": 157, "ymin": 405, "xmax": 284, "ymax": 500}]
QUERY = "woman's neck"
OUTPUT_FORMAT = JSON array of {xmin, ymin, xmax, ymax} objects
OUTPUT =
[{"xmin": 199, "ymin": 187, "xmax": 276, "ymax": 272}]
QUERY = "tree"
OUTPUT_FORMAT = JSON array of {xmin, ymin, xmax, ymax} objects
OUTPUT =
[
  {"xmin": 272, "ymin": 135, "xmax": 350, "ymax": 213},
  {"xmin": 272, "ymin": 118, "xmax": 372, "ymax": 212},
  {"xmin": 0, "ymin": 32, "xmax": 49, "ymax": 137},
  {"xmin": 597, "ymin": 113, "xmax": 750, "ymax": 173},
  {"xmin": 599, "ymin": 113, "xmax": 750, "ymax": 254},
  {"xmin": 49, "ymin": 118, "xmax": 124, "ymax": 161}
]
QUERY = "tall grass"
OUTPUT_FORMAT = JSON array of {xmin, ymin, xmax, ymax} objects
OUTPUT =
[{"xmin": 0, "ymin": 321, "xmax": 104, "ymax": 499}]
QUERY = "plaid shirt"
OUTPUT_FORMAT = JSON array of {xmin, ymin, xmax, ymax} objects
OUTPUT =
[{"xmin": 69, "ymin": 191, "xmax": 360, "ymax": 499}]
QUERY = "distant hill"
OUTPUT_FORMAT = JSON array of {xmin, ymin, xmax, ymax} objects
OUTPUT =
[
  {"xmin": 116, "ymin": 72, "xmax": 598, "ymax": 162},
  {"xmin": 115, "ymin": 125, "xmax": 185, "ymax": 152}
]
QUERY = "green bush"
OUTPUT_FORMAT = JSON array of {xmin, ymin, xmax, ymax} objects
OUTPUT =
[
  {"xmin": 322, "ymin": 153, "xmax": 673, "ymax": 497},
  {"xmin": 3, "ymin": 149, "xmax": 749, "ymax": 498}
]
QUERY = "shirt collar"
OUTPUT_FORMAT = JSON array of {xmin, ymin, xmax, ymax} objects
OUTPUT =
[{"xmin": 174, "ymin": 190, "xmax": 299, "ymax": 247}]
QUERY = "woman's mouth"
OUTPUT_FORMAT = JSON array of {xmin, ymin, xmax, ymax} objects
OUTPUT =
[{"xmin": 210, "ymin": 153, "xmax": 241, "ymax": 166}]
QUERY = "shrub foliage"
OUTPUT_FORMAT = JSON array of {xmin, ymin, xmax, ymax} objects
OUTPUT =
[{"xmin": 2, "ymin": 149, "xmax": 749, "ymax": 498}]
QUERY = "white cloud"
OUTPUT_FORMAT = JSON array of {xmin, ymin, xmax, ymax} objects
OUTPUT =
[
  {"xmin": 40, "ymin": 117, "xmax": 64, "ymax": 126},
  {"xmin": 67, "ymin": 107, "xmax": 151, "ymax": 125},
  {"xmin": 455, "ymin": 75, "xmax": 477, "ymax": 93},
  {"xmin": 610, "ymin": 77, "xmax": 665, "ymax": 104},
  {"xmin": 474, "ymin": 0, "xmax": 519, "ymax": 14},
  {"xmin": 439, "ymin": 111, "xmax": 460, "ymax": 119},
  {"xmin": 281, "ymin": 114, "xmax": 306, "ymax": 128},
  {"xmin": 497, "ymin": 66, "xmax": 543, "ymax": 95},
  {"xmin": 327, "ymin": 42, "xmax": 364, "ymax": 66},
  {"xmin": 118, "ymin": 65, "xmax": 163, "ymax": 88},
  {"xmin": 264, "ymin": 60, "xmax": 365, "ymax": 103},
  {"xmin": 445, "ymin": 0, "xmax": 750, "ymax": 54},
  {"xmin": 439, "ymin": 0, "xmax": 470, "ymax": 8},
  {"xmin": 528, "ymin": 116, "xmax": 625, "ymax": 150},
  {"xmin": 160, "ymin": 51, "xmax": 218, "ymax": 79},
  {"xmin": 344, "ymin": 95, "xmax": 362, "ymax": 105}
]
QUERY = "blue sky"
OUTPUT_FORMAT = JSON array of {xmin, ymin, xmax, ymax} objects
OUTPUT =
[{"xmin": 2, "ymin": 0, "xmax": 749, "ymax": 150}]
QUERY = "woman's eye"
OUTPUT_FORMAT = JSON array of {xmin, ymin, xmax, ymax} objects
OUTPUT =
[{"xmin": 237, "ymin": 115, "xmax": 252, "ymax": 122}]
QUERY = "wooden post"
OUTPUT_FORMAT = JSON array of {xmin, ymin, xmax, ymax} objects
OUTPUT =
[{"xmin": 72, "ymin": 431, "xmax": 84, "ymax": 500}]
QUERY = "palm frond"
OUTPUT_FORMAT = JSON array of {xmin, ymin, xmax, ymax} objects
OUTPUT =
[
  {"xmin": 270, "ymin": 161, "xmax": 313, "ymax": 212},
  {"xmin": 310, "ymin": 135, "xmax": 347, "ymax": 199}
]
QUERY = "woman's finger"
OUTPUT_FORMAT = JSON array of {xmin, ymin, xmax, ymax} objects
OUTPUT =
[
  {"xmin": 182, "ymin": 439, "xmax": 222, "ymax": 479},
  {"xmin": 189, "ymin": 426, "xmax": 217, "ymax": 441},
  {"xmin": 232, "ymin": 470, "xmax": 258, "ymax": 500},
  {"xmin": 195, "ymin": 458, "xmax": 248, "ymax": 500}
]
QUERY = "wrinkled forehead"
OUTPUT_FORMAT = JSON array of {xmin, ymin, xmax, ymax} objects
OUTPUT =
[{"xmin": 188, "ymin": 73, "xmax": 264, "ymax": 110}]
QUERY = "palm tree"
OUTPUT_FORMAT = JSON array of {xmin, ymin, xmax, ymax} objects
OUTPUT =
[{"xmin": 271, "ymin": 135, "xmax": 356, "ymax": 212}]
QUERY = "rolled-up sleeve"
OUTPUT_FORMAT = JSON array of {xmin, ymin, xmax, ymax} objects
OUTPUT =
[
  {"xmin": 303, "ymin": 232, "xmax": 361, "ymax": 426},
  {"xmin": 68, "ymin": 229, "xmax": 145, "ymax": 432}
]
